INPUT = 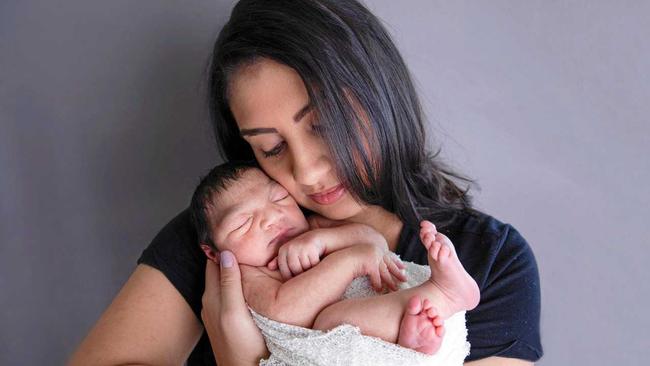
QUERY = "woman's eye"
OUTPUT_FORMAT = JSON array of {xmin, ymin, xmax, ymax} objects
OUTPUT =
[{"xmin": 261, "ymin": 142, "xmax": 286, "ymax": 158}]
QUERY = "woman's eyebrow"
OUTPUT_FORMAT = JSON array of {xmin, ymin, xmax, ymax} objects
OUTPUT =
[
  {"xmin": 240, "ymin": 127, "xmax": 277, "ymax": 137},
  {"xmin": 239, "ymin": 102, "xmax": 312, "ymax": 137}
]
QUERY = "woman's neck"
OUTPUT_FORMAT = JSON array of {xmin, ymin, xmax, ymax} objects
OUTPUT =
[{"xmin": 348, "ymin": 205, "xmax": 404, "ymax": 252}]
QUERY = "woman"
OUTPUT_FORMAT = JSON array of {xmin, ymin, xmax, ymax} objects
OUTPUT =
[{"xmin": 70, "ymin": 0, "xmax": 542, "ymax": 365}]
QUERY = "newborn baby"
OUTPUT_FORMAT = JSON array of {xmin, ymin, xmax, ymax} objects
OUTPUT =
[{"xmin": 190, "ymin": 161, "xmax": 480, "ymax": 356}]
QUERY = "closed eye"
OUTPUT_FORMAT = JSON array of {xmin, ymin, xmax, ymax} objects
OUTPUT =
[
  {"xmin": 274, "ymin": 194, "xmax": 289, "ymax": 202},
  {"xmin": 234, "ymin": 216, "xmax": 252, "ymax": 233},
  {"xmin": 261, "ymin": 142, "xmax": 286, "ymax": 158}
]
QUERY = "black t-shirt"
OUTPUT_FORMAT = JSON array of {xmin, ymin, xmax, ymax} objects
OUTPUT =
[{"xmin": 137, "ymin": 208, "xmax": 543, "ymax": 364}]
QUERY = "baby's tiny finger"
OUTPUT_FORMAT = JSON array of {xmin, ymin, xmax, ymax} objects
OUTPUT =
[
  {"xmin": 278, "ymin": 252, "xmax": 292, "ymax": 280},
  {"xmin": 387, "ymin": 258, "xmax": 407, "ymax": 282},
  {"xmin": 288, "ymin": 255, "xmax": 304, "ymax": 276},
  {"xmin": 299, "ymin": 254, "xmax": 312, "ymax": 272},
  {"xmin": 383, "ymin": 261, "xmax": 399, "ymax": 291},
  {"xmin": 390, "ymin": 253, "xmax": 406, "ymax": 270},
  {"xmin": 308, "ymin": 252, "xmax": 320, "ymax": 268},
  {"xmin": 370, "ymin": 270, "xmax": 381, "ymax": 292}
]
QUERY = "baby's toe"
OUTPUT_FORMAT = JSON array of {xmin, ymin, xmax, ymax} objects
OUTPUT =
[
  {"xmin": 438, "ymin": 245, "xmax": 451, "ymax": 264},
  {"xmin": 425, "ymin": 306, "xmax": 438, "ymax": 319},
  {"xmin": 432, "ymin": 315, "xmax": 443, "ymax": 327},
  {"xmin": 429, "ymin": 241, "xmax": 442, "ymax": 261},
  {"xmin": 422, "ymin": 298, "xmax": 432, "ymax": 310},
  {"xmin": 435, "ymin": 324, "xmax": 445, "ymax": 337}
]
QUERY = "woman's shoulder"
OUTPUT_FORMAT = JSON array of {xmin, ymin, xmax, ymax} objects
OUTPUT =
[
  {"xmin": 399, "ymin": 209, "xmax": 538, "ymax": 275},
  {"xmin": 449, "ymin": 210, "xmax": 543, "ymax": 362},
  {"xmin": 447, "ymin": 210, "xmax": 536, "ymax": 270},
  {"xmin": 137, "ymin": 207, "xmax": 206, "ymax": 320}
]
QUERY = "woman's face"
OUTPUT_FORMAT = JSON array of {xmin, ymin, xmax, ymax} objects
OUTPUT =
[{"xmin": 227, "ymin": 58, "xmax": 364, "ymax": 220}]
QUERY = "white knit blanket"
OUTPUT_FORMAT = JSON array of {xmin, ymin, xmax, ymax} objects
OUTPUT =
[{"xmin": 249, "ymin": 261, "xmax": 470, "ymax": 366}]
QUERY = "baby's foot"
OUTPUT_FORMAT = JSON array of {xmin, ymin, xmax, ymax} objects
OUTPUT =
[
  {"xmin": 419, "ymin": 221, "xmax": 480, "ymax": 318},
  {"xmin": 397, "ymin": 295, "xmax": 445, "ymax": 355}
]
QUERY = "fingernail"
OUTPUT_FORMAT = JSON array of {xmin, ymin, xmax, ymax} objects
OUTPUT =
[{"xmin": 221, "ymin": 251, "xmax": 234, "ymax": 268}]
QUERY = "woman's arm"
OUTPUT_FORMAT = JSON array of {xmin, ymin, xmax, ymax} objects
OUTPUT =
[
  {"xmin": 69, "ymin": 259, "xmax": 269, "ymax": 366},
  {"xmin": 68, "ymin": 264, "xmax": 203, "ymax": 366}
]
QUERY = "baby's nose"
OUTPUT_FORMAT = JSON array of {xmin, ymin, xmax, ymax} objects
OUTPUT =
[{"xmin": 261, "ymin": 208, "xmax": 284, "ymax": 230}]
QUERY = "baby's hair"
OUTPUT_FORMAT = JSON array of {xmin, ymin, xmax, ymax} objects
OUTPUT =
[{"xmin": 190, "ymin": 160, "xmax": 259, "ymax": 250}]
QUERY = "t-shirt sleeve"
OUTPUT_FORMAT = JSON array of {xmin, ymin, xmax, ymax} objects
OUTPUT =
[
  {"xmin": 465, "ymin": 224, "xmax": 543, "ymax": 362},
  {"xmin": 136, "ymin": 209, "xmax": 206, "ymax": 321}
]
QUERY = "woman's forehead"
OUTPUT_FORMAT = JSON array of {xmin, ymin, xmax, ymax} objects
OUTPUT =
[{"xmin": 228, "ymin": 58, "xmax": 310, "ymax": 130}]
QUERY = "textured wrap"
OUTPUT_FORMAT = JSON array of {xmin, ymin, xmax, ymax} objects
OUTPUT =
[{"xmin": 250, "ymin": 261, "xmax": 470, "ymax": 366}]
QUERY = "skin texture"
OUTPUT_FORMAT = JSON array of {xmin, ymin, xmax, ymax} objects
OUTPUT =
[{"xmin": 68, "ymin": 57, "xmax": 533, "ymax": 366}]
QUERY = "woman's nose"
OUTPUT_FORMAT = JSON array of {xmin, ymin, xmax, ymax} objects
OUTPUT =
[{"xmin": 290, "ymin": 140, "xmax": 331, "ymax": 187}]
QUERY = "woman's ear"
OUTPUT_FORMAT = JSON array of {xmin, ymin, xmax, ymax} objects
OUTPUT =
[{"xmin": 200, "ymin": 244, "xmax": 219, "ymax": 263}]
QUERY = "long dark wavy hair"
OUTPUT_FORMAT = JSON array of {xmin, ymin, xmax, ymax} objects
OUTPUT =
[{"xmin": 207, "ymin": 0, "xmax": 476, "ymax": 229}]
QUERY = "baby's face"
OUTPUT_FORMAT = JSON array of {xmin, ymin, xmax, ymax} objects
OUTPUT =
[{"xmin": 207, "ymin": 168, "xmax": 310, "ymax": 267}]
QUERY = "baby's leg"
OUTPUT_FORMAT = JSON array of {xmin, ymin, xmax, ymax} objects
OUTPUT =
[
  {"xmin": 313, "ymin": 221, "xmax": 479, "ymax": 354},
  {"xmin": 312, "ymin": 284, "xmax": 438, "ymax": 346}
]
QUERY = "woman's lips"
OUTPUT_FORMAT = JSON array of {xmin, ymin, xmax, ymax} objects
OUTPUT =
[{"xmin": 308, "ymin": 184, "xmax": 346, "ymax": 205}]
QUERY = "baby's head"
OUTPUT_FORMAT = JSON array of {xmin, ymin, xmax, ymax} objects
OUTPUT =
[{"xmin": 190, "ymin": 161, "xmax": 310, "ymax": 266}]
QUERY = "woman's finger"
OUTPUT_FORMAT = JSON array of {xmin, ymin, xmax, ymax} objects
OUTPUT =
[
  {"xmin": 214, "ymin": 251, "xmax": 247, "ymax": 313},
  {"xmin": 203, "ymin": 256, "xmax": 221, "ymax": 302}
]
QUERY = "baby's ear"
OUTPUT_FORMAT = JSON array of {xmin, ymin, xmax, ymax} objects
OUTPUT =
[{"xmin": 200, "ymin": 244, "xmax": 219, "ymax": 263}]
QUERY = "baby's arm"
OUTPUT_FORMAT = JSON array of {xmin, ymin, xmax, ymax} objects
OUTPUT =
[
  {"xmin": 242, "ymin": 244, "xmax": 398, "ymax": 328},
  {"xmin": 270, "ymin": 223, "xmax": 406, "ymax": 289}
]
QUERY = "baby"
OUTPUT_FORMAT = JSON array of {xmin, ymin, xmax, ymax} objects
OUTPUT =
[{"xmin": 190, "ymin": 161, "xmax": 480, "ymax": 355}]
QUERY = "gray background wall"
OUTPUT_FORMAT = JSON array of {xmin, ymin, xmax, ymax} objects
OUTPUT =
[{"xmin": 1, "ymin": 1, "xmax": 648, "ymax": 365}]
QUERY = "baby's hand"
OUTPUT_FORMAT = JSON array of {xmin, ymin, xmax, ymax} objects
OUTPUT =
[
  {"xmin": 268, "ymin": 231, "xmax": 327, "ymax": 280},
  {"xmin": 354, "ymin": 244, "xmax": 407, "ymax": 292}
]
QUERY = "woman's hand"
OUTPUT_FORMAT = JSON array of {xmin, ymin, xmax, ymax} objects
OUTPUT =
[
  {"xmin": 202, "ymin": 251, "xmax": 269, "ymax": 366},
  {"xmin": 267, "ymin": 230, "xmax": 327, "ymax": 279},
  {"xmin": 353, "ymin": 244, "xmax": 407, "ymax": 292}
]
